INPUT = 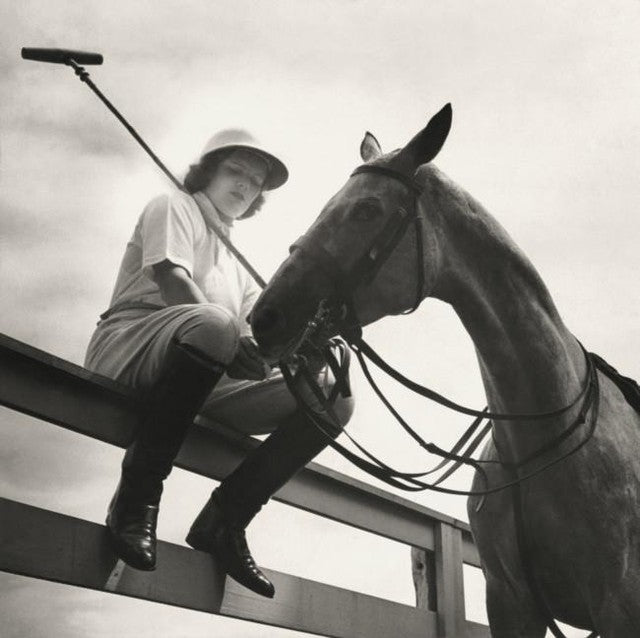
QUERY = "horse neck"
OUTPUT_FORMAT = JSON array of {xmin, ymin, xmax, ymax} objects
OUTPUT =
[{"xmin": 419, "ymin": 167, "xmax": 588, "ymax": 460}]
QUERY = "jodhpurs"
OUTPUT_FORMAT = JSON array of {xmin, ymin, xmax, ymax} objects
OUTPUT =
[{"xmin": 85, "ymin": 303, "xmax": 354, "ymax": 435}]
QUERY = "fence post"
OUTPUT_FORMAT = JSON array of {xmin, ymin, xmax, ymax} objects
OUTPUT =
[
  {"xmin": 434, "ymin": 522, "xmax": 465, "ymax": 637},
  {"xmin": 411, "ymin": 546, "xmax": 436, "ymax": 611}
]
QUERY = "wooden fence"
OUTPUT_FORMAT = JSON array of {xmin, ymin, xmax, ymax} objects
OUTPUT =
[{"xmin": 0, "ymin": 333, "xmax": 489, "ymax": 637}]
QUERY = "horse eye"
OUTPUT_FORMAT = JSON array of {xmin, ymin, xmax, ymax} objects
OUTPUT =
[{"xmin": 351, "ymin": 202, "xmax": 382, "ymax": 222}]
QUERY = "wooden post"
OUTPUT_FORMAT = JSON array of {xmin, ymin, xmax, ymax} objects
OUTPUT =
[
  {"xmin": 434, "ymin": 523, "xmax": 465, "ymax": 637},
  {"xmin": 411, "ymin": 546, "xmax": 437, "ymax": 611}
]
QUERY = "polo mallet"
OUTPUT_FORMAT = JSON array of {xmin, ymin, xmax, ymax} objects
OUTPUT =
[
  {"xmin": 21, "ymin": 46, "xmax": 266, "ymax": 287},
  {"xmin": 21, "ymin": 46, "xmax": 351, "ymax": 426}
]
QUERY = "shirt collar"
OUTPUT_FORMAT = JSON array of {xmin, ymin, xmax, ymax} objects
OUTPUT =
[{"xmin": 192, "ymin": 191, "xmax": 233, "ymax": 236}]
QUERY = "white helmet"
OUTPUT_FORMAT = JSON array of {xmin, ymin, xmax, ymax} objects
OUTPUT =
[{"xmin": 200, "ymin": 129, "xmax": 288, "ymax": 190}]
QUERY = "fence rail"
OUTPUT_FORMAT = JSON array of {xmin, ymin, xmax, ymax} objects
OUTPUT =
[{"xmin": 0, "ymin": 333, "xmax": 489, "ymax": 637}]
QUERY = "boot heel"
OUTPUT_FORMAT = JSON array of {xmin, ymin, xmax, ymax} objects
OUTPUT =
[
  {"xmin": 185, "ymin": 528, "xmax": 212, "ymax": 552},
  {"xmin": 185, "ymin": 492, "xmax": 224, "ymax": 551},
  {"xmin": 186, "ymin": 490, "xmax": 275, "ymax": 598},
  {"xmin": 106, "ymin": 502, "xmax": 159, "ymax": 571}
]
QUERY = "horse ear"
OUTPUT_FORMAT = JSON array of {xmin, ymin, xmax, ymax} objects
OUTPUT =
[
  {"xmin": 401, "ymin": 103, "xmax": 452, "ymax": 168},
  {"xmin": 360, "ymin": 131, "xmax": 382, "ymax": 162}
]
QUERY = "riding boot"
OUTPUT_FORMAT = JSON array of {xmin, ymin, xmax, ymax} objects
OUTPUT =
[
  {"xmin": 107, "ymin": 339, "xmax": 225, "ymax": 571},
  {"xmin": 186, "ymin": 409, "xmax": 343, "ymax": 597}
]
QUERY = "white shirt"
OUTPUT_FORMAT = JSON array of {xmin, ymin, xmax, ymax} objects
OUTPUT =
[{"xmin": 105, "ymin": 190, "xmax": 260, "ymax": 336}]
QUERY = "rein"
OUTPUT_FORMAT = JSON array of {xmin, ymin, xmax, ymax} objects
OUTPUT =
[{"xmin": 285, "ymin": 338, "xmax": 598, "ymax": 499}]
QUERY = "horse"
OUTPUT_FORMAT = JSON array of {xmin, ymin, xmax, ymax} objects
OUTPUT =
[{"xmin": 249, "ymin": 105, "xmax": 640, "ymax": 637}]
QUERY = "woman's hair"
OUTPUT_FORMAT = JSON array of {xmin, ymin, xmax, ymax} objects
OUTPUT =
[{"xmin": 183, "ymin": 149, "xmax": 266, "ymax": 220}]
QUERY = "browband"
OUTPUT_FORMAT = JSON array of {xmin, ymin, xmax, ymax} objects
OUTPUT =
[{"xmin": 351, "ymin": 165, "xmax": 422, "ymax": 196}]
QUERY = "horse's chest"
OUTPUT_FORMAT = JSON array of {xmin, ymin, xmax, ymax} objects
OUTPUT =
[{"xmin": 477, "ymin": 461, "xmax": 637, "ymax": 618}]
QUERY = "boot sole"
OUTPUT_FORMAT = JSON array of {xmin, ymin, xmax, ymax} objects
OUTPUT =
[{"xmin": 185, "ymin": 531, "xmax": 274, "ymax": 598}]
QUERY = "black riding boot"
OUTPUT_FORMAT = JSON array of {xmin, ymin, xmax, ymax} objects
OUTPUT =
[
  {"xmin": 186, "ymin": 409, "xmax": 343, "ymax": 597},
  {"xmin": 107, "ymin": 339, "xmax": 225, "ymax": 570}
]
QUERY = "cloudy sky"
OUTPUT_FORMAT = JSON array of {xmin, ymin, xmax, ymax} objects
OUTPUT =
[{"xmin": 2, "ymin": 1, "xmax": 640, "ymax": 636}]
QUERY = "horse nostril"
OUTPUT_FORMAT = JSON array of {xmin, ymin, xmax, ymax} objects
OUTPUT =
[{"xmin": 252, "ymin": 306, "xmax": 286, "ymax": 338}]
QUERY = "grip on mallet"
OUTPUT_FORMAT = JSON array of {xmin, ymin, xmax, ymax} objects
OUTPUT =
[{"xmin": 21, "ymin": 47, "xmax": 103, "ymax": 65}]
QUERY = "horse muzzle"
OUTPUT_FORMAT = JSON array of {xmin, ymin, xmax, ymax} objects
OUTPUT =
[
  {"xmin": 252, "ymin": 295, "xmax": 353, "ymax": 363},
  {"xmin": 250, "ymin": 303, "xmax": 292, "ymax": 362}
]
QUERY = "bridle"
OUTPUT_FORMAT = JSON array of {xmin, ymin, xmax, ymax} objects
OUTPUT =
[{"xmin": 289, "ymin": 163, "xmax": 426, "ymax": 323}]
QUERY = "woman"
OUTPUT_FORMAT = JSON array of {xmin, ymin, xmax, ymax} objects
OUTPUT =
[{"xmin": 85, "ymin": 129, "xmax": 353, "ymax": 598}]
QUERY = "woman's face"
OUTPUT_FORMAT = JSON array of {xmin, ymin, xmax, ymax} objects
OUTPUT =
[{"xmin": 205, "ymin": 149, "xmax": 269, "ymax": 220}]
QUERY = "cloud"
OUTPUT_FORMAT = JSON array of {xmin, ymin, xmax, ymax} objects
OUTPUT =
[
  {"xmin": 1, "ymin": 69, "xmax": 139, "ymax": 159},
  {"xmin": 0, "ymin": 410, "xmax": 114, "ymax": 508}
]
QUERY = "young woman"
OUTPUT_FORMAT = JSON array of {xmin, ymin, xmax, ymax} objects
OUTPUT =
[{"xmin": 85, "ymin": 129, "xmax": 353, "ymax": 598}]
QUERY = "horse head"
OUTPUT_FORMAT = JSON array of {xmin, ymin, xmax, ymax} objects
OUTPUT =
[{"xmin": 251, "ymin": 104, "xmax": 452, "ymax": 361}]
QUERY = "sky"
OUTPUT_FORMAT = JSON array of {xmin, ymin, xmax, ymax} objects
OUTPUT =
[{"xmin": 1, "ymin": 1, "xmax": 640, "ymax": 636}]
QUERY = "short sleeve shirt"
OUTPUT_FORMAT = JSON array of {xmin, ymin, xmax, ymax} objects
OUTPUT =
[{"xmin": 106, "ymin": 190, "xmax": 260, "ymax": 336}]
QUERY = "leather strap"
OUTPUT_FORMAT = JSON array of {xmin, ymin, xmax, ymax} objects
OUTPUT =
[
  {"xmin": 351, "ymin": 165, "xmax": 422, "ymax": 196},
  {"xmin": 283, "ymin": 342, "xmax": 601, "ymax": 500},
  {"xmin": 350, "ymin": 337, "xmax": 591, "ymax": 422}
]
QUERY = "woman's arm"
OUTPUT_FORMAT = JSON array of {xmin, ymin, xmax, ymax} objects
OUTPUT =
[
  {"xmin": 153, "ymin": 260, "xmax": 269, "ymax": 379},
  {"xmin": 153, "ymin": 260, "xmax": 208, "ymax": 306},
  {"xmin": 153, "ymin": 259, "xmax": 268, "ymax": 379}
]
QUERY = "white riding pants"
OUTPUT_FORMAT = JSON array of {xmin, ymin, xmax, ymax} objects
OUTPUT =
[{"xmin": 85, "ymin": 304, "xmax": 354, "ymax": 435}]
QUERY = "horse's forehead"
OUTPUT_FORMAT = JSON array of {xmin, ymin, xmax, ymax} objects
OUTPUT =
[
  {"xmin": 327, "ymin": 170, "xmax": 406, "ymax": 211},
  {"xmin": 320, "ymin": 150, "xmax": 432, "ymax": 216}
]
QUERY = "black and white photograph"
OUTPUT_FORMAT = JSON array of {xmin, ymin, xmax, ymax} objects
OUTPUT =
[{"xmin": 2, "ymin": 2, "xmax": 640, "ymax": 637}]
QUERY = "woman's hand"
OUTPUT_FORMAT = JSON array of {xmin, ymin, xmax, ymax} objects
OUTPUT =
[{"xmin": 227, "ymin": 336, "xmax": 271, "ymax": 380}]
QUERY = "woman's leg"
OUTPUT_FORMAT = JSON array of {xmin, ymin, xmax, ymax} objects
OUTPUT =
[
  {"xmin": 106, "ymin": 305, "xmax": 240, "ymax": 570},
  {"xmin": 199, "ymin": 348, "xmax": 354, "ymax": 435},
  {"xmin": 186, "ymin": 340, "xmax": 354, "ymax": 597}
]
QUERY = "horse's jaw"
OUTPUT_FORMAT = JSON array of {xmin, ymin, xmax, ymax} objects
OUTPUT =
[
  {"xmin": 252, "ymin": 267, "xmax": 420, "ymax": 362},
  {"xmin": 251, "ymin": 253, "xmax": 338, "ymax": 361}
]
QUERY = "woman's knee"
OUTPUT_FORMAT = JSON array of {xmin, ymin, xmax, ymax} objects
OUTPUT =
[
  {"xmin": 174, "ymin": 304, "xmax": 240, "ymax": 365},
  {"xmin": 289, "ymin": 373, "xmax": 355, "ymax": 436},
  {"xmin": 331, "ymin": 394, "xmax": 355, "ymax": 428}
]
